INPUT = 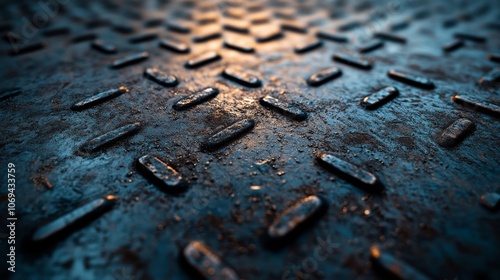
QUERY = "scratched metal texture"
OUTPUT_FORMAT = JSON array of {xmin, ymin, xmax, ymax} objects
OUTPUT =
[{"xmin": 0, "ymin": 0, "xmax": 499, "ymax": 279}]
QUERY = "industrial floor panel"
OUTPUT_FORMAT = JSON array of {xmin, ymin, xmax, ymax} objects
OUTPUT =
[{"xmin": 0, "ymin": 0, "xmax": 499, "ymax": 279}]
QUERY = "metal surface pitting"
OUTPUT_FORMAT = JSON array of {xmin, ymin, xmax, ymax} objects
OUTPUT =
[{"xmin": 0, "ymin": 0, "xmax": 499, "ymax": 279}]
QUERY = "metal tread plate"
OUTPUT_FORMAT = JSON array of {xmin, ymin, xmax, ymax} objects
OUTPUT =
[{"xmin": 0, "ymin": 0, "xmax": 499, "ymax": 279}]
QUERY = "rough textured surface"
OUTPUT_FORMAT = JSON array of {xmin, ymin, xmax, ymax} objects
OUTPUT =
[{"xmin": 0, "ymin": 0, "xmax": 499, "ymax": 279}]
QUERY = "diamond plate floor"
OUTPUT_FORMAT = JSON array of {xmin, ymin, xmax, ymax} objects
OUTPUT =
[{"xmin": 0, "ymin": 0, "xmax": 499, "ymax": 279}]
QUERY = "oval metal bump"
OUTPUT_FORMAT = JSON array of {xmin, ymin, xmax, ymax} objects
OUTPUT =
[
  {"xmin": 249, "ymin": 11, "xmax": 270, "ymax": 24},
  {"xmin": 86, "ymin": 19, "xmax": 110, "ymax": 29},
  {"xmin": 266, "ymin": 196, "xmax": 327, "ymax": 244},
  {"xmin": 375, "ymin": 32, "xmax": 407, "ymax": 43},
  {"xmin": 222, "ymin": 67, "xmax": 262, "ymax": 87},
  {"xmin": 294, "ymin": 38, "xmax": 322, "ymax": 54},
  {"xmin": 224, "ymin": 7, "xmax": 246, "ymax": 19},
  {"xmin": 193, "ymin": 11, "xmax": 219, "ymax": 24},
  {"xmin": 43, "ymin": 26, "xmax": 70, "ymax": 37},
  {"xmin": 477, "ymin": 68, "xmax": 500, "ymax": 86},
  {"xmin": 185, "ymin": 51, "xmax": 221, "ymax": 68},
  {"xmin": 137, "ymin": 154, "xmax": 187, "ymax": 192},
  {"xmin": 442, "ymin": 39, "xmax": 464, "ymax": 52},
  {"xmin": 307, "ymin": 67, "xmax": 342, "ymax": 86},
  {"xmin": 387, "ymin": 70, "xmax": 435, "ymax": 89},
  {"xmin": 390, "ymin": 20, "xmax": 409, "ymax": 31},
  {"xmin": 143, "ymin": 18, "xmax": 164, "ymax": 28},
  {"xmin": 224, "ymin": 39, "xmax": 255, "ymax": 53},
  {"xmin": 144, "ymin": 67, "xmax": 179, "ymax": 87},
  {"xmin": 182, "ymin": 241, "xmax": 239, "ymax": 280},
  {"xmin": 281, "ymin": 20, "xmax": 308, "ymax": 33},
  {"xmin": 437, "ymin": 118, "xmax": 475, "ymax": 147},
  {"xmin": 173, "ymin": 87, "xmax": 219, "ymax": 111},
  {"xmin": 192, "ymin": 29, "xmax": 221, "ymax": 43},
  {"xmin": 167, "ymin": 21, "xmax": 191, "ymax": 34},
  {"xmin": 32, "ymin": 195, "xmax": 117, "ymax": 242},
  {"xmin": 454, "ymin": 32, "xmax": 486, "ymax": 43},
  {"xmin": 370, "ymin": 246, "xmax": 431, "ymax": 280},
  {"xmin": 113, "ymin": 22, "xmax": 134, "ymax": 34},
  {"xmin": 247, "ymin": 4, "xmax": 264, "ymax": 12},
  {"xmin": 80, "ymin": 122, "xmax": 142, "ymax": 153},
  {"xmin": 71, "ymin": 86, "xmax": 129, "ymax": 111},
  {"xmin": 316, "ymin": 31, "xmax": 349, "ymax": 43},
  {"xmin": 357, "ymin": 39, "xmax": 384, "ymax": 53},
  {"xmin": 91, "ymin": 39, "xmax": 117, "ymax": 54},
  {"xmin": 361, "ymin": 86, "xmax": 399, "ymax": 110},
  {"xmin": 443, "ymin": 17, "xmax": 457, "ymax": 28},
  {"xmin": 338, "ymin": 20, "xmax": 361, "ymax": 32},
  {"xmin": 333, "ymin": 53, "xmax": 372, "ymax": 69},
  {"xmin": 254, "ymin": 26, "xmax": 282, "ymax": 42},
  {"xmin": 451, "ymin": 94, "xmax": 500, "ymax": 117},
  {"xmin": 110, "ymin": 52, "xmax": 149, "ymax": 69},
  {"xmin": 274, "ymin": 9, "xmax": 295, "ymax": 20},
  {"xmin": 413, "ymin": 9, "xmax": 430, "ymax": 20},
  {"xmin": 0, "ymin": 88, "xmax": 21, "ymax": 101},
  {"xmin": 480, "ymin": 193, "xmax": 500, "ymax": 210},
  {"xmin": 128, "ymin": 32, "xmax": 158, "ymax": 43},
  {"xmin": 223, "ymin": 19, "xmax": 250, "ymax": 33},
  {"xmin": 159, "ymin": 38, "xmax": 190, "ymax": 53},
  {"xmin": 202, "ymin": 119, "xmax": 255, "ymax": 151},
  {"xmin": 317, "ymin": 152, "xmax": 382, "ymax": 192},
  {"xmin": 71, "ymin": 33, "xmax": 97, "ymax": 43},
  {"xmin": 259, "ymin": 95, "xmax": 307, "ymax": 121},
  {"xmin": 9, "ymin": 41, "xmax": 47, "ymax": 56},
  {"xmin": 488, "ymin": 53, "xmax": 500, "ymax": 63}
]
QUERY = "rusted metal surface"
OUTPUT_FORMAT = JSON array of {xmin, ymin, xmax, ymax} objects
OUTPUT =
[{"xmin": 0, "ymin": 0, "xmax": 499, "ymax": 279}]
